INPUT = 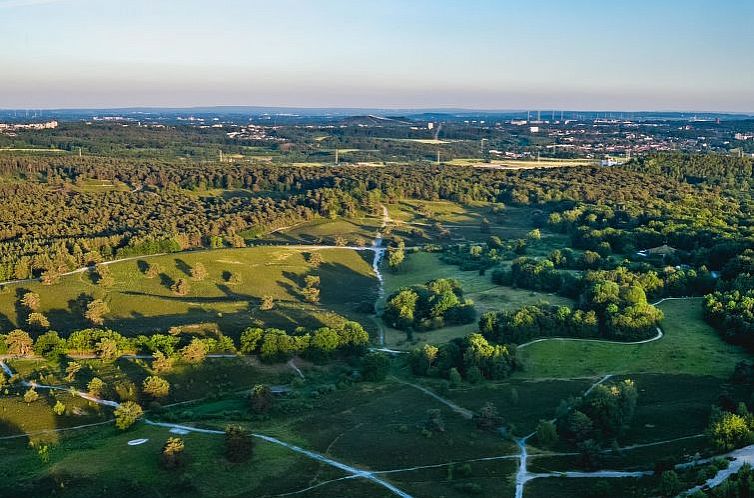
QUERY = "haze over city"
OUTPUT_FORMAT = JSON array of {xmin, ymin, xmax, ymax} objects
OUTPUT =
[{"xmin": 2, "ymin": 0, "xmax": 753, "ymax": 111}]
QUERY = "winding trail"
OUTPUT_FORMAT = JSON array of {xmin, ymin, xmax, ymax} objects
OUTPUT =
[
  {"xmin": 0, "ymin": 361, "xmax": 413, "ymax": 498},
  {"xmin": 517, "ymin": 298, "xmax": 697, "ymax": 351}
]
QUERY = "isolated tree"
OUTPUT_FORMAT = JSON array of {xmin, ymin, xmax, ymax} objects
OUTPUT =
[
  {"xmin": 160, "ymin": 437, "xmax": 186, "ymax": 469},
  {"xmin": 239, "ymin": 327, "xmax": 264, "ymax": 355},
  {"xmin": 53, "ymin": 400, "xmax": 66, "ymax": 415},
  {"xmin": 95, "ymin": 264, "xmax": 114, "ymax": 287},
  {"xmin": 423, "ymin": 408, "xmax": 445, "ymax": 433},
  {"xmin": 142, "ymin": 375, "xmax": 170, "ymax": 398},
  {"xmin": 190, "ymin": 262, "xmax": 208, "ymax": 281},
  {"xmin": 388, "ymin": 242, "xmax": 405, "ymax": 270},
  {"xmin": 659, "ymin": 470, "xmax": 682, "ymax": 497},
  {"xmin": 87, "ymin": 377, "xmax": 105, "ymax": 397},
  {"xmin": 361, "ymin": 352, "xmax": 390, "ymax": 382},
  {"xmin": 480, "ymin": 218, "xmax": 491, "ymax": 234},
  {"xmin": 260, "ymin": 295, "xmax": 275, "ymax": 311},
  {"xmin": 225, "ymin": 425, "xmax": 254, "ymax": 463},
  {"xmin": 172, "ymin": 278, "xmax": 190, "ymax": 296},
  {"xmin": 476, "ymin": 402, "xmax": 503, "ymax": 431},
  {"xmin": 307, "ymin": 252, "xmax": 323, "ymax": 267},
  {"xmin": 96, "ymin": 338, "xmax": 119, "ymax": 360},
  {"xmin": 85, "ymin": 299, "xmax": 110, "ymax": 326},
  {"xmin": 536, "ymin": 420, "xmax": 558, "ymax": 448},
  {"xmin": 249, "ymin": 384, "xmax": 273, "ymax": 414},
  {"xmin": 23, "ymin": 387, "xmax": 39, "ymax": 403},
  {"xmin": 6, "ymin": 329, "xmax": 33, "ymax": 356},
  {"xmin": 64, "ymin": 361, "xmax": 81, "ymax": 382},
  {"xmin": 145, "ymin": 263, "xmax": 162, "ymax": 279},
  {"xmin": 114, "ymin": 401, "xmax": 143, "ymax": 430},
  {"xmin": 21, "ymin": 292, "xmax": 41, "ymax": 311},
  {"xmin": 26, "ymin": 312, "xmax": 50, "ymax": 330}
]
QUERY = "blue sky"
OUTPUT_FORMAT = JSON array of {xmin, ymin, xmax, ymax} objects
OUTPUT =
[{"xmin": 1, "ymin": 0, "xmax": 753, "ymax": 110}]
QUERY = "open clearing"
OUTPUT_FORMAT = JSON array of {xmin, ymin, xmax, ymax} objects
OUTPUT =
[{"xmin": 516, "ymin": 297, "xmax": 748, "ymax": 378}]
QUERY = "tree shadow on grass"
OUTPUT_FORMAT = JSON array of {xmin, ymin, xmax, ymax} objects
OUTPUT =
[{"xmin": 174, "ymin": 258, "xmax": 192, "ymax": 277}]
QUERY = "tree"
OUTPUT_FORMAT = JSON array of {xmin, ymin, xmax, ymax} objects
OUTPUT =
[
  {"xmin": 21, "ymin": 292, "xmax": 41, "ymax": 311},
  {"xmin": 85, "ymin": 299, "xmax": 110, "ymax": 326},
  {"xmin": 64, "ymin": 361, "xmax": 81, "ymax": 382},
  {"xmin": 27, "ymin": 312, "xmax": 50, "ymax": 329},
  {"xmin": 6, "ymin": 329, "xmax": 33, "ymax": 356},
  {"xmin": 53, "ymin": 400, "xmax": 66, "ymax": 415},
  {"xmin": 33, "ymin": 331, "xmax": 65, "ymax": 361},
  {"xmin": 152, "ymin": 351, "xmax": 174, "ymax": 373},
  {"xmin": 383, "ymin": 289, "xmax": 418, "ymax": 329},
  {"xmin": 388, "ymin": 242, "xmax": 406, "ymax": 271},
  {"xmin": 307, "ymin": 252, "xmax": 323, "ymax": 267},
  {"xmin": 225, "ymin": 425, "xmax": 254, "ymax": 463},
  {"xmin": 160, "ymin": 437, "xmax": 186, "ymax": 469},
  {"xmin": 302, "ymin": 286, "xmax": 320, "ymax": 304},
  {"xmin": 171, "ymin": 278, "xmax": 190, "ymax": 296},
  {"xmin": 96, "ymin": 337, "xmax": 119, "ymax": 360},
  {"xmin": 249, "ymin": 384, "xmax": 273, "ymax": 414},
  {"xmin": 143, "ymin": 376, "xmax": 170, "ymax": 398},
  {"xmin": 145, "ymin": 263, "xmax": 161, "ymax": 279},
  {"xmin": 114, "ymin": 401, "xmax": 143, "ymax": 430},
  {"xmin": 190, "ymin": 262, "xmax": 208, "ymax": 281},
  {"xmin": 536, "ymin": 420, "xmax": 558, "ymax": 448},
  {"xmin": 480, "ymin": 218, "xmax": 491, "ymax": 234},
  {"xmin": 95, "ymin": 264, "xmax": 114, "ymax": 287},
  {"xmin": 239, "ymin": 327, "xmax": 263, "ymax": 354},
  {"xmin": 362, "ymin": 352, "xmax": 390, "ymax": 382},
  {"xmin": 448, "ymin": 367, "xmax": 462, "ymax": 387},
  {"xmin": 708, "ymin": 411, "xmax": 754, "ymax": 451},
  {"xmin": 87, "ymin": 377, "xmax": 105, "ymax": 397},
  {"xmin": 260, "ymin": 295, "xmax": 274, "ymax": 311},
  {"xmin": 23, "ymin": 387, "xmax": 39, "ymax": 403},
  {"xmin": 658, "ymin": 470, "xmax": 682, "ymax": 497},
  {"xmin": 476, "ymin": 402, "xmax": 503, "ymax": 431},
  {"xmin": 180, "ymin": 338, "xmax": 208, "ymax": 364}
]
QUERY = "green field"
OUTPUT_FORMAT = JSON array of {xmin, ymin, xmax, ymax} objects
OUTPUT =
[
  {"xmin": 516, "ymin": 298, "xmax": 748, "ymax": 379},
  {"xmin": 0, "ymin": 246, "xmax": 378, "ymax": 338}
]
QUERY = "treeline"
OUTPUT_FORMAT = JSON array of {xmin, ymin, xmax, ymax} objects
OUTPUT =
[
  {"xmin": 0, "ymin": 321, "xmax": 370, "ymax": 365},
  {"xmin": 484, "ymin": 267, "xmax": 664, "ymax": 343}
]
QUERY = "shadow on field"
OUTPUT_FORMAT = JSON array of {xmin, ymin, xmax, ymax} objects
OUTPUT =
[{"xmin": 174, "ymin": 258, "xmax": 192, "ymax": 277}]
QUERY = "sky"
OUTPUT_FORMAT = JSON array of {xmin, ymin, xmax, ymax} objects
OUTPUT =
[{"xmin": 1, "ymin": 0, "xmax": 753, "ymax": 111}]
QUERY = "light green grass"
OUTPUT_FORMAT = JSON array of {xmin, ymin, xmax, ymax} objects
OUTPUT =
[
  {"xmin": 516, "ymin": 298, "xmax": 749, "ymax": 379},
  {"xmin": 0, "ymin": 246, "xmax": 377, "ymax": 338}
]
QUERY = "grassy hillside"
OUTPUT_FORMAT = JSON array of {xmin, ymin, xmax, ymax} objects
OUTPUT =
[{"xmin": 0, "ymin": 246, "xmax": 378, "ymax": 338}]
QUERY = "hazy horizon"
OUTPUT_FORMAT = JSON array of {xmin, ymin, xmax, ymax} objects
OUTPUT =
[{"xmin": 2, "ymin": 0, "xmax": 753, "ymax": 112}]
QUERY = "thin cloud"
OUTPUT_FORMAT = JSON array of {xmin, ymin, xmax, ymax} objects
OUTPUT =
[{"xmin": 0, "ymin": 0, "xmax": 68, "ymax": 8}]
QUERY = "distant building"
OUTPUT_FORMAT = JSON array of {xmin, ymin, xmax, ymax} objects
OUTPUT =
[
  {"xmin": 427, "ymin": 122, "xmax": 434, "ymax": 130},
  {"xmin": 529, "ymin": 126, "xmax": 539, "ymax": 133}
]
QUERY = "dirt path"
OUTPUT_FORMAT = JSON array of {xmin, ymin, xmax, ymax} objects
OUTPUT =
[
  {"xmin": 0, "ymin": 360, "xmax": 413, "ymax": 498},
  {"xmin": 396, "ymin": 380, "xmax": 474, "ymax": 420}
]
